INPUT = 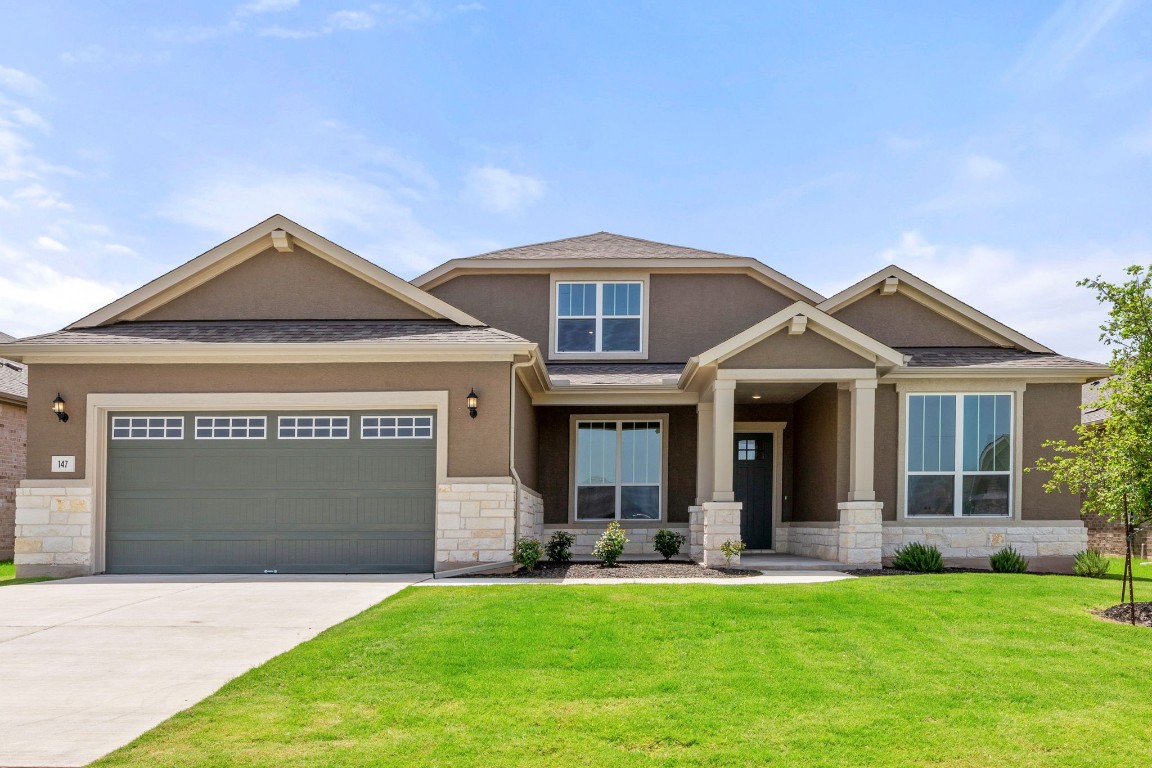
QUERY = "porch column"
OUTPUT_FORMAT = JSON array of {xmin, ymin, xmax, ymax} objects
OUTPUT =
[
  {"xmin": 848, "ymin": 378, "xmax": 877, "ymax": 502},
  {"xmin": 711, "ymin": 380, "xmax": 736, "ymax": 502},
  {"xmin": 838, "ymin": 377, "xmax": 882, "ymax": 567},
  {"xmin": 696, "ymin": 401, "xmax": 714, "ymax": 504}
]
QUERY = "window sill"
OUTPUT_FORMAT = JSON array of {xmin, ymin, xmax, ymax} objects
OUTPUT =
[{"xmin": 550, "ymin": 351, "xmax": 649, "ymax": 361}]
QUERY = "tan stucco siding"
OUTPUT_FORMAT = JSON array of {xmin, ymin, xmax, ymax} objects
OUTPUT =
[
  {"xmin": 138, "ymin": 248, "xmax": 436, "ymax": 322},
  {"xmin": 720, "ymin": 330, "xmax": 873, "ymax": 369},
  {"xmin": 536, "ymin": 405, "xmax": 696, "ymax": 525},
  {"xmin": 647, "ymin": 274, "xmax": 793, "ymax": 362},
  {"xmin": 831, "ymin": 290, "xmax": 992, "ymax": 347},
  {"xmin": 1022, "ymin": 383, "xmax": 1082, "ymax": 521},
  {"xmin": 26, "ymin": 362, "xmax": 511, "ymax": 480},
  {"xmin": 875, "ymin": 384, "xmax": 899, "ymax": 521},
  {"xmin": 513, "ymin": 375, "xmax": 538, "ymax": 490},
  {"xmin": 790, "ymin": 384, "xmax": 842, "ymax": 522},
  {"xmin": 429, "ymin": 272, "xmax": 794, "ymax": 363},
  {"xmin": 427, "ymin": 274, "xmax": 551, "ymax": 354}
]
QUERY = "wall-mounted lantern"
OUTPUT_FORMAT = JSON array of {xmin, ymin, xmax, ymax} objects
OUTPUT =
[
  {"xmin": 52, "ymin": 393, "xmax": 69, "ymax": 422},
  {"xmin": 466, "ymin": 388, "xmax": 479, "ymax": 419}
]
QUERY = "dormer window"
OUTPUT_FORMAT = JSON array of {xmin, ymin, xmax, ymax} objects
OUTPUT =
[{"xmin": 555, "ymin": 281, "xmax": 643, "ymax": 354}]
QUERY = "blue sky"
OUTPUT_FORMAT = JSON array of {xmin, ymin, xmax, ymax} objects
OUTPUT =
[{"xmin": 1, "ymin": 0, "xmax": 1149, "ymax": 360}]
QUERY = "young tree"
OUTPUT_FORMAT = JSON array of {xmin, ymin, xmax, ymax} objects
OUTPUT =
[{"xmin": 1032, "ymin": 266, "xmax": 1152, "ymax": 624}]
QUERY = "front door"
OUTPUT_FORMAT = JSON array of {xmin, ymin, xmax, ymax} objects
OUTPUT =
[{"xmin": 734, "ymin": 433, "xmax": 773, "ymax": 549}]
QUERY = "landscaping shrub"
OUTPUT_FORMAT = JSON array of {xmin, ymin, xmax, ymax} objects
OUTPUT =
[
  {"xmin": 891, "ymin": 542, "xmax": 945, "ymax": 573},
  {"xmin": 592, "ymin": 521, "xmax": 628, "ymax": 566},
  {"xmin": 720, "ymin": 538, "xmax": 746, "ymax": 565},
  {"xmin": 544, "ymin": 530, "xmax": 575, "ymax": 563},
  {"xmin": 653, "ymin": 529, "xmax": 686, "ymax": 560},
  {"xmin": 1074, "ymin": 549, "xmax": 1111, "ymax": 578},
  {"xmin": 989, "ymin": 546, "xmax": 1030, "ymax": 573},
  {"xmin": 512, "ymin": 537, "xmax": 543, "ymax": 571}
]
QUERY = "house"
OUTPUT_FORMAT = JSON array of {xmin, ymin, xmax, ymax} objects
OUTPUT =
[
  {"xmin": 0, "ymin": 331, "xmax": 28, "ymax": 561},
  {"xmin": 0, "ymin": 216, "xmax": 1110, "ymax": 577}
]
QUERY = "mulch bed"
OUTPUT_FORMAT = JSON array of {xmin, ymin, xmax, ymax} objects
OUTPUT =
[
  {"xmin": 459, "ymin": 560, "xmax": 756, "ymax": 579},
  {"xmin": 1097, "ymin": 602, "xmax": 1152, "ymax": 627}
]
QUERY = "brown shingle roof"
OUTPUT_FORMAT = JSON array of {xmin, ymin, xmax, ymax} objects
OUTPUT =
[
  {"xmin": 465, "ymin": 232, "xmax": 751, "ymax": 261},
  {"xmin": 547, "ymin": 363, "xmax": 684, "ymax": 386},
  {"xmin": 898, "ymin": 347, "xmax": 1105, "ymax": 370},
  {"xmin": 11, "ymin": 320, "xmax": 528, "ymax": 346}
]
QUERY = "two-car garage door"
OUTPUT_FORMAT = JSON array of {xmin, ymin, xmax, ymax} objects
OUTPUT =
[{"xmin": 105, "ymin": 410, "xmax": 436, "ymax": 574}]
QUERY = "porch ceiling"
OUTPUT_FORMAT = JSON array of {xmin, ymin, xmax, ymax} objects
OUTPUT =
[{"xmin": 735, "ymin": 381, "xmax": 819, "ymax": 404}]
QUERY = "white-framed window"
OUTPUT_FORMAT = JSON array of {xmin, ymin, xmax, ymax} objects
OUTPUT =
[
  {"xmin": 195, "ymin": 416, "xmax": 266, "ymax": 439},
  {"xmin": 362, "ymin": 415, "xmax": 433, "ymax": 439},
  {"xmin": 278, "ymin": 416, "xmax": 350, "ymax": 439},
  {"xmin": 111, "ymin": 416, "xmax": 184, "ymax": 440},
  {"xmin": 574, "ymin": 420, "xmax": 662, "ymax": 521},
  {"xmin": 906, "ymin": 393, "xmax": 1013, "ymax": 517},
  {"xmin": 556, "ymin": 281, "xmax": 643, "ymax": 353}
]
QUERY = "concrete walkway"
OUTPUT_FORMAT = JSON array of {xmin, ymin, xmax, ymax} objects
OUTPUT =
[
  {"xmin": 420, "ymin": 570, "xmax": 854, "ymax": 586},
  {"xmin": 0, "ymin": 574, "xmax": 426, "ymax": 768}
]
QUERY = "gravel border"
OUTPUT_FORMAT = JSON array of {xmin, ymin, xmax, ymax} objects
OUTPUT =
[
  {"xmin": 456, "ymin": 560, "xmax": 756, "ymax": 579},
  {"xmin": 1097, "ymin": 602, "xmax": 1152, "ymax": 627}
]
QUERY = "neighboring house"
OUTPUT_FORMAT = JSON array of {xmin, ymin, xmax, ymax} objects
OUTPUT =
[
  {"xmin": 0, "ymin": 216, "xmax": 1111, "ymax": 577},
  {"xmin": 0, "ymin": 331, "xmax": 28, "ymax": 561},
  {"xmin": 1080, "ymin": 378, "xmax": 1150, "ymax": 557}
]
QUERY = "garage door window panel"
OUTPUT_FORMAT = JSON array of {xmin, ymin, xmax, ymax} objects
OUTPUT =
[
  {"xmin": 278, "ymin": 416, "xmax": 350, "ymax": 439},
  {"xmin": 362, "ymin": 415, "xmax": 433, "ymax": 439},
  {"xmin": 111, "ymin": 416, "xmax": 183, "ymax": 440},
  {"xmin": 195, "ymin": 416, "xmax": 267, "ymax": 439}
]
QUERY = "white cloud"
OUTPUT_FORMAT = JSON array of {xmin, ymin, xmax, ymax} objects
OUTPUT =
[
  {"xmin": 859, "ymin": 230, "xmax": 1138, "ymax": 362},
  {"xmin": 960, "ymin": 154, "xmax": 1006, "ymax": 182},
  {"xmin": 328, "ymin": 10, "xmax": 376, "ymax": 30},
  {"xmin": 102, "ymin": 243, "xmax": 139, "ymax": 257},
  {"xmin": 0, "ymin": 65, "xmax": 44, "ymax": 94},
  {"xmin": 0, "ymin": 245, "xmax": 127, "ymax": 338},
  {"xmin": 463, "ymin": 166, "xmax": 544, "ymax": 213},
  {"xmin": 0, "ymin": 67, "xmax": 144, "ymax": 336},
  {"xmin": 159, "ymin": 166, "xmax": 486, "ymax": 273},
  {"xmin": 1006, "ymin": 0, "xmax": 1130, "ymax": 88},
  {"xmin": 34, "ymin": 235, "xmax": 67, "ymax": 252},
  {"xmin": 236, "ymin": 0, "xmax": 299, "ymax": 16}
]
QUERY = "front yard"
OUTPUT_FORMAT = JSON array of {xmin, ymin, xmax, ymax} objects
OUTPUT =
[{"xmin": 92, "ymin": 572, "xmax": 1152, "ymax": 768}]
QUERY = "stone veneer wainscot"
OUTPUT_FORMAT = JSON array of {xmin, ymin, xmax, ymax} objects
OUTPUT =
[{"xmin": 13, "ymin": 482, "xmax": 93, "ymax": 578}]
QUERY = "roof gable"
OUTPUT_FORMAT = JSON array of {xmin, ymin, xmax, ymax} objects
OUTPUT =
[
  {"xmin": 693, "ymin": 302, "xmax": 906, "ymax": 369},
  {"xmin": 413, "ymin": 232, "xmax": 824, "ymax": 304},
  {"xmin": 818, "ymin": 266, "xmax": 1052, "ymax": 353},
  {"xmin": 70, "ymin": 215, "xmax": 484, "ymax": 328}
]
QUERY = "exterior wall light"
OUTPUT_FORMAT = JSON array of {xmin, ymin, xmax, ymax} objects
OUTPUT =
[
  {"xmin": 466, "ymin": 388, "xmax": 479, "ymax": 419},
  {"xmin": 52, "ymin": 393, "xmax": 69, "ymax": 422}
]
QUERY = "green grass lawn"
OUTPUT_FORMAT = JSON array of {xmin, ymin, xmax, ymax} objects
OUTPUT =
[
  {"xmin": 93, "ymin": 574, "xmax": 1152, "ymax": 768},
  {"xmin": 1106, "ymin": 555, "xmax": 1152, "ymax": 581},
  {"xmin": 0, "ymin": 560, "xmax": 51, "ymax": 587}
]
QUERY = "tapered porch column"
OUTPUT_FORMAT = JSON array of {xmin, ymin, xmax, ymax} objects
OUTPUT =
[
  {"xmin": 696, "ymin": 401, "xmax": 714, "ymax": 504},
  {"xmin": 711, "ymin": 380, "xmax": 736, "ymax": 502},
  {"xmin": 848, "ymin": 378, "xmax": 877, "ymax": 502}
]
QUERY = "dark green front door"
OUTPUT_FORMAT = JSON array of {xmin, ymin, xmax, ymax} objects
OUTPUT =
[
  {"xmin": 734, "ymin": 433, "xmax": 773, "ymax": 550},
  {"xmin": 105, "ymin": 410, "xmax": 436, "ymax": 574}
]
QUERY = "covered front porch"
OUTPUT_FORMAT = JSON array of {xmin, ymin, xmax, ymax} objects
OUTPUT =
[{"xmin": 688, "ymin": 372, "xmax": 884, "ymax": 568}]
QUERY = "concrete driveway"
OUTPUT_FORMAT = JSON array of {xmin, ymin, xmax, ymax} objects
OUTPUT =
[{"xmin": 0, "ymin": 574, "xmax": 426, "ymax": 768}]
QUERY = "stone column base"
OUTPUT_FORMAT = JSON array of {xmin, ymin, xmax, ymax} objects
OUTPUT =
[
  {"xmin": 837, "ymin": 501, "xmax": 883, "ymax": 567},
  {"xmin": 14, "ymin": 483, "xmax": 94, "ymax": 578},
  {"xmin": 691, "ymin": 501, "xmax": 744, "ymax": 568},
  {"xmin": 435, "ymin": 480, "xmax": 517, "ymax": 571}
]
